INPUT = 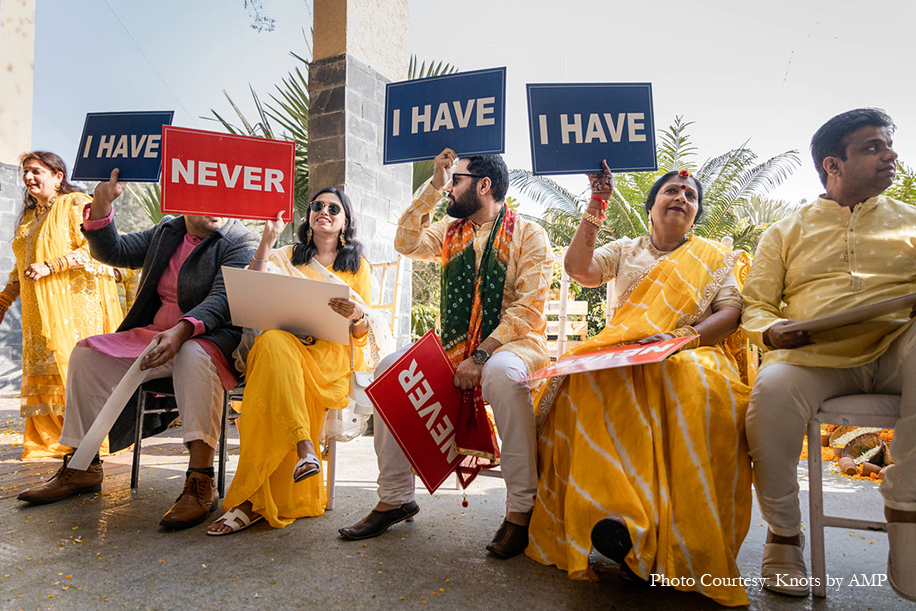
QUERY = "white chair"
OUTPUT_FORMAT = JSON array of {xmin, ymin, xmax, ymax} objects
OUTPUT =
[
  {"xmin": 325, "ymin": 256, "xmax": 406, "ymax": 509},
  {"xmin": 806, "ymin": 394, "xmax": 900, "ymax": 597}
]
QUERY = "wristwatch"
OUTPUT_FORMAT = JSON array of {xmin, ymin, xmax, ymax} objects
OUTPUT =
[{"xmin": 471, "ymin": 348, "xmax": 490, "ymax": 365}]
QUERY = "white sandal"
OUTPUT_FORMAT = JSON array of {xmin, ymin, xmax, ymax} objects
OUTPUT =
[
  {"xmin": 293, "ymin": 452, "xmax": 321, "ymax": 483},
  {"xmin": 206, "ymin": 507, "xmax": 265, "ymax": 536}
]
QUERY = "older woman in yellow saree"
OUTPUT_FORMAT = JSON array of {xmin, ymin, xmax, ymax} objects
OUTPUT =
[
  {"xmin": 526, "ymin": 165, "xmax": 754, "ymax": 607},
  {"xmin": 207, "ymin": 188, "xmax": 393, "ymax": 535}
]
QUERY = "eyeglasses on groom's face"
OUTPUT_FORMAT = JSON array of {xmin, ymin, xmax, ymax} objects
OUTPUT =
[{"xmin": 450, "ymin": 172, "xmax": 486, "ymax": 187}]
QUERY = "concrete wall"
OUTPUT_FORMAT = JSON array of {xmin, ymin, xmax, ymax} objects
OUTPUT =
[{"xmin": 0, "ymin": 162, "xmax": 23, "ymax": 392}]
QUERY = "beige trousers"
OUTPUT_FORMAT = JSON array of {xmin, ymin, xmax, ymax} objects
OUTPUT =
[
  {"xmin": 373, "ymin": 346, "xmax": 538, "ymax": 514},
  {"xmin": 747, "ymin": 322, "xmax": 916, "ymax": 536},
  {"xmin": 59, "ymin": 342, "xmax": 224, "ymax": 451}
]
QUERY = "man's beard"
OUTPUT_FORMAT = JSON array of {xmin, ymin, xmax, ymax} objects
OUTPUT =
[{"xmin": 446, "ymin": 188, "xmax": 481, "ymax": 219}]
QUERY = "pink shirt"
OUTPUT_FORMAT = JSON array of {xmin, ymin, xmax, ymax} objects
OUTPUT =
[{"xmin": 79, "ymin": 206, "xmax": 238, "ymax": 389}]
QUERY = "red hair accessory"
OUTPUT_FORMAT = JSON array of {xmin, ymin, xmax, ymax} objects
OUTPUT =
[{"xmin": 678, "ymin": 169, "xmax": 690, "ymax": 178}]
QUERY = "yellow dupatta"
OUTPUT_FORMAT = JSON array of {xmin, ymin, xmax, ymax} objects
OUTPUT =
[
  {"xmin": 31, "ymin": 193, "xmax": 122, "ymax": 380},
  {"xmin": 537, "ymin": 237, "xmax": 751, "ymax": 425}
]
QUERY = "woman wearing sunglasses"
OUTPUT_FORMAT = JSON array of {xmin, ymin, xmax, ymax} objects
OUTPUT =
[{"xmin": 208, "ymin": 187, "xmax": 393, "ymax": 535}]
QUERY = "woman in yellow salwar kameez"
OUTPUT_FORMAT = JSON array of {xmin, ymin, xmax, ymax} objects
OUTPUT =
[
  {"xmin": 0, "ymin": 152, "xmax": 122, "ymax": 460},
  {"xmin": 208, "ymin": 188, "xmax": 392, "ymax": 535},
  {"xmin": 527, "ymin": 166, "xmax": 755, "ymax": 607}
]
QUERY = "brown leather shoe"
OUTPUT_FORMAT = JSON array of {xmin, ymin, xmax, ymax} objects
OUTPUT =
[
  {"xmin": 159, "ymin": 471, "xmax": 219, "ymax": 530},
  {"xmin": 486, "ymin": 520, "xmax": 529, "ymax": 559},
  {"xmin": 17, "ymin": 456, "xmax": 103, "ymax": 505}
]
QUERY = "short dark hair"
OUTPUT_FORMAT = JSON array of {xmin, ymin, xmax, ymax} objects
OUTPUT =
[
  {"xmin": 291, "ymin": 187, "xmax": 364, "ymax": 274},
  {"xmin": 644, "ymin": 170, "xmax": 704, "ymax": 223},
  {"xmin": 810, "ymin": 108, "xmax": 896, "ymax": 187},
  {"xmin": 463, "ymin": 155, "xmax": 509, "ymax": 202}
]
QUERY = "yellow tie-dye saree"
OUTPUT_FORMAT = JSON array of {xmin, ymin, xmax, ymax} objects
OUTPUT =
[{"xmin": 527, "ymin": 237, "xmax": 753, "ymax": 607}]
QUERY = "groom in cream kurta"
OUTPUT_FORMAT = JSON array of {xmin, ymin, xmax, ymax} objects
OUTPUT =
[{"xmin": 742, "ymin": 108, "xmax": 916, "ymax": 600}]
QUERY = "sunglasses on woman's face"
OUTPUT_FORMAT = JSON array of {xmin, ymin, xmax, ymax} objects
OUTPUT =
[{"xmin": 310, "ymin": 200, "xmax": 342, "ymax": 215}]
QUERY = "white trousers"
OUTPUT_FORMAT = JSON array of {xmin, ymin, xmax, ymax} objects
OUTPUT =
[
  {"xmin": 59, "ymin": 342, "xmax": 224, "ymax": 451},
  {"xmin": 747, "ymin": 322, "xmax": 916, "ymax": 536},
  {"xmin": 374, "ymin": 347, "xmax": 538, "ymax": 514}
]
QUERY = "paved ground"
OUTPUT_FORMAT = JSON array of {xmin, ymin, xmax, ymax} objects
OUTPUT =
[{"xmin": 0, "ymin": 395, "xmax": 909, "ymax": 610}]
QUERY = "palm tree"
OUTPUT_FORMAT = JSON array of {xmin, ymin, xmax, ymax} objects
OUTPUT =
[
  {"xmin": 209, "ymin": 48, "xmax": 310, "ymax": 244},
  {"xmin": 886, "ymin": 161, "xmax": 916, "ymax": 203},
  {"xmin": 511, "ymin": 116, "xmax": 801, "ymax": 252}
]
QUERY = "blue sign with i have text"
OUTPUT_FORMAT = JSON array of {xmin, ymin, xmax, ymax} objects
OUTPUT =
[
  {"xmin": 384, "ymin": 68, "xmax": 506, "ymax": 164},
  {"xmin": 72, "ymin": 111, "xmax": 174, "ymax": 182},
  {"xmin": 527, "ymin": 83, "xmax": 656, "ymax": 175}
]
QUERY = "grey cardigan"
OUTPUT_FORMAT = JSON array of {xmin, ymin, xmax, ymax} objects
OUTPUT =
[{"xmin": 82, "ymin": 215, "xmax": 258, "ymax": 367}]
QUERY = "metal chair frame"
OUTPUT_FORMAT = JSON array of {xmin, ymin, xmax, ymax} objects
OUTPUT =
[{"xmin": 130, "ymin": 377, "xmax": 231, "ymax": 496}]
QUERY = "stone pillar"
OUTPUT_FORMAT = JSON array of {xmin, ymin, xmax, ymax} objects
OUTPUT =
[
  {"xmin": 0, "ymin": 0, "xmax": 33, "ymax": 390},
  {"xmin": 309, "ymin": 0, "xmax": 413, "ymax": 345}
]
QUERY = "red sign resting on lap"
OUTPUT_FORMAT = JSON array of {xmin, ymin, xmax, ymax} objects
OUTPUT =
[
  {"xmin": 160, "ymin": 126, "xmax": 294, "ymax": 221},
  {"xmin": 522, "ymin": 335, "xmax": 697, "ymax": 381},
  {"xmin": 366, "ymin": 330, "xmax": 463, "ymax": 494}
]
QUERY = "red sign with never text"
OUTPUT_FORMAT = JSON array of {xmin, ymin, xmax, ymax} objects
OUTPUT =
[
  {"xmin": 160, "ymin": 125, "xmax": 294, "ymax": 221},
  {"xmin": 366, "ymin": 330, "xmax": 463, "ymax": 494},
  {"xmin": 522, "ymin": 335, "xmax": 697, "ymax": 381}
]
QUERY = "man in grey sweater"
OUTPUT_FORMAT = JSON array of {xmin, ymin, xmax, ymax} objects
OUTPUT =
[{"xmin": 18, "ymin": 170, "xmax": 258, "ymax": 530}]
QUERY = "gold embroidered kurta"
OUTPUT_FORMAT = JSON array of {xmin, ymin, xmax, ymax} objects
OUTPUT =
[
  {"xmin": 742, "ymin": 195, "xmax": 916, "ymax": 369},
  {"xmin": 396, "ymin": 183, "xmax": 552, "ymax": 375},
  {"xmin": 8, "ymin": 193, "xmax": 123, "ymax": 419}
]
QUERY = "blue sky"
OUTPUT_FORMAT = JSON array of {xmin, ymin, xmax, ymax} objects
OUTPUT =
[{"xmin": 32, "ymin": 0, "xmax": 916, "ymax": 205}]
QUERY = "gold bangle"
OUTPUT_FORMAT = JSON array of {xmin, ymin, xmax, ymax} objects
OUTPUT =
[
  {"xmin": 582, "ymin": 211, "xmax": 603, "ymax": 228},
  {"xmin": 57, "ymin": 256, "xmax": 70, "ymax": 271},
  {"xmin": 670, "ymin": 326, "xmax": 701, "ymax": 350},
  {"xmin": 44, "ymin": 259, "xmax": 59, "ymax": 274}
]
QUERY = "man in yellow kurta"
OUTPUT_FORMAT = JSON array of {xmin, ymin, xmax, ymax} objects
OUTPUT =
[
  {"xmin": 743, "ymin": 108, "xmax": 916, "ymax": 601},
  {"xmin": 340, "ymin": 149, "xmax": 553, "ymax": 558}
]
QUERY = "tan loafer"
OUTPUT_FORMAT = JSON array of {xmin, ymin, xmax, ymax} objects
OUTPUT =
[
  {"xmin": 762, "ymin": 532, "xmax": 809, "ymax": 596},
  {"xmin": 17, "ymin": 457, "xmax": 103, "ymax": 505},
  {"xmin": 160, "ymin": 471, "xmax": 219, "ymax": 530}
]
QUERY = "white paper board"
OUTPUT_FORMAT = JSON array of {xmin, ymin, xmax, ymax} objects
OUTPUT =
[
  {"xmin": 780, "ymin": 292, "xmax": 916, "ymax": 334},
  {"xmin": 69, "ymin": 340, "xmax": 158, "ymax": 471},
  {"xmin": 222, "ymin": 266, "xmax": 351, "ymax": 345}
]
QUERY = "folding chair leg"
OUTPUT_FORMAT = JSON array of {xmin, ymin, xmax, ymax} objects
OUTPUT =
[
  {"xmin": 326, "ymin": 439, "xmax": 337, "ymax": 511},
  {"xmin": 807, "ymin": 420, "xmax": 827, "ymax": 597},
  {"xmin": 217, "ymin": 391, "xmax": 228, "ymax": 497},
  {"xmin": 131, "ymin": 390, "xmax": 147, "ymax": 490}
]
